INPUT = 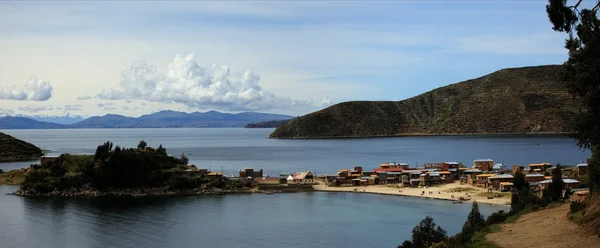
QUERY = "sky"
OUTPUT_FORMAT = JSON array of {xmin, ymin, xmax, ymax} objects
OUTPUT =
[{"xmin": 0, "ymin": 0, "xmax": 575, "ymax": 117}]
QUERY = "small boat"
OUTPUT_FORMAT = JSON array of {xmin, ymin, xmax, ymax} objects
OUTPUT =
[
  {"xmin": 265, "ymin": 192, "xmax": 274, "ymax": 195},
  {"xmin": 452, "ymin": 201, "xmax": 464, "ymax": 204}
]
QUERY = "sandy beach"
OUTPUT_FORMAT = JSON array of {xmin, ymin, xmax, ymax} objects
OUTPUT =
[{"xmin": 313, "ymin": 182, "xmax": 511, "ymax": 206}]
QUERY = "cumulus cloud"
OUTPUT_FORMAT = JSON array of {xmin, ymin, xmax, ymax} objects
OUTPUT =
[
  {"xmin": 0, "ymin": 76, "xmax": 53, "ymax": 101},
  {"xmin": 94, "ymin": 54, "xmax": 310, "ymax": 111},
  {"xmin": 122, "ymin": 106, "xmax": 129, "ymax": 110},
  {"xmin": 104, "ymin": 107, "xmax": 117, "ymax": 111},
  {"xmin": 96, "ymin": 102, "xmax": 114, "ymax": 108},
  {"xmin": 17, "ymin": 105, "xmax": 53, "ymax": 113},
  {"xmin": 77, "ymin": 95, "xmax": 92, "ymax": 100},
  {"xmin": 0, "ymin": 108, "xmax": 14, "ymax": 116},
  {"xmin": 64, "ymin": 104, "xmax": 82, "ymax": 111},
  {"xmin": 125, "ymin": 100, "xmax": 133, "ymax": 103}
]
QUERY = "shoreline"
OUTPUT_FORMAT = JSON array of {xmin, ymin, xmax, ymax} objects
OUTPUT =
[
  {"xmin": 312, "ymin": 182, "xmax": 511, "ymax": 206},
  {"xmin": 269, "ymin": 132, "xmax": 569, "ymax": 140}
]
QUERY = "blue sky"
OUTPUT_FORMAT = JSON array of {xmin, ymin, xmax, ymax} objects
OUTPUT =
[{"xmin": 0, "ymin": 1, "xmax": 571, "ymax": 117}]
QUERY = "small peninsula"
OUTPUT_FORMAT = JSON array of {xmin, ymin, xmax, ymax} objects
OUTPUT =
[
  {"xmin": 270, "ymin": 65, "xmax": 581, "ymax": 139},
  {"xmin": 13, "ymin": 141, "xmax": 253, "ymax": 197},
  {"xmin": 0, "ymin": 132, "xmax": 43, "ymax": 162}
]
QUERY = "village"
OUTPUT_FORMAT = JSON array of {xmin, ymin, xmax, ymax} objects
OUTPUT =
[{"xmin": 178, "ymin": 158, "xmax": 589, "ymax": 205}]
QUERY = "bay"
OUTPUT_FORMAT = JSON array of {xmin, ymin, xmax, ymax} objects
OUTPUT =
[{"xmin": 0, "ymin": 128, "xmax": 588, "ymax": 248}]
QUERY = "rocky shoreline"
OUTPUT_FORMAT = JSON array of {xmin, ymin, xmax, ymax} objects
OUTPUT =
[{"xmin": 10, "ymin": 187, "xmax": 259, "ymax": 197}]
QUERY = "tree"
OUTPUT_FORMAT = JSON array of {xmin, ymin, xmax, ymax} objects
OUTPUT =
[
  {"xmin": 461, "ymin": 201, "xmax": 485, "ymax": 238},
  {"xmin": 550, "ymin": 165, "xmax": 565, "ymax": 201},
  {"xmin": 157, "ymin": 144, "xmax": 167, "ymax": 155},
  {"xmin": 409, "ymin": 216, "xmax": 448, "ymax": 248},
  {"xmin": 137, "ymin": 140, "xmax": 148, "ymax": 150},
  {"xmin": 546, "ymin": 0, "xmax": 600, "ymax": 190},
  {"xmin": 180, "ymin": 153, "xmax": 189, "ymax": 165},
  {"xmin": 513, "ymin": 169, "xmax": 529, "ymax": 191}
]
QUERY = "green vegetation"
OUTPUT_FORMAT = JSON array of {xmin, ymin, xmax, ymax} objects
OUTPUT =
[
  {"xmin": 547, "ymin": 0, "xmax": 600, "ymax": 234},
  {"xmin": 397, "ymin": 216, "xmax": 448, "ymax": 248},
  {"xmin": 0, "ymin": 132, "xmax": 43, "ymax": 162},
  {"xmin": 17, "ymin": 141, "xmax": 250, "ymax": 196}
]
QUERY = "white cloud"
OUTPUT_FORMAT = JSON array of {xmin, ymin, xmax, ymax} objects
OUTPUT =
[
  {"xmin": 93, "ymin": 54, "xmax": 315, "ymax": 111},
  {"xmin": 77, "ymin": 95, "xmax": 91, "ymax": 100},
  {"xmin": 125, "ymin": 99, "xmax": 133, "ymax": 103},
  {"xmin": 122, "ymin": 106, "xmax": 129, "ymax": 110},
  {"xmin": 17, "ymin": 105, "xmax": 53, "ymax": 113},
  {"xmin": 103, "ymin": 106, "xmax": 117, "ymax": 111},
  {"xmin": 0, "ymin": 76, "xmax": 53, "ymax": 101},
  {"xmin": 64, "ymin": 104, "xmax": 82, "ymax": 111},
  {"xmin": 0, "ymin": 108, "xmax": 15, "ymax": 116}
]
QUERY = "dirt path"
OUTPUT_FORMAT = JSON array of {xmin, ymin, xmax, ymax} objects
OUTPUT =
[{"xmin": 485, "ymin": 204, "xmax": 599, "ymax": 248}]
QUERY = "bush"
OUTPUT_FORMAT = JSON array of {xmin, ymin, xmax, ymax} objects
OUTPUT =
[
  {"xmin": 485, "ymin": 210, "xmax": 509, "ymax": 226},
  {"xmin": 571, "ymin": 201, "xmax": 587, "ymax": 213}
]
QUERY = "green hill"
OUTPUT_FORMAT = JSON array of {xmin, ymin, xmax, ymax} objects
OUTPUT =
[
  {"xmin": 270, "ymin": 65, "xmax": 581, "ymax": 139},
  {"xmin": 0, "ymin": 133, "xmax": 43, "ymax": 162}
]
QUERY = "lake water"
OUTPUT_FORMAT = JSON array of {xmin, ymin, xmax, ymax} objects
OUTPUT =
[
  {"xmin": 0, "ymin": 185, "xmax": 506, "ymax": 248},
  {"xmin": 0, "ymin": 128, "xmax": 589, "ymax": 248},
  {"xmin": 0, "ymin": 128, "xmax": 590, "ymax": 175}
]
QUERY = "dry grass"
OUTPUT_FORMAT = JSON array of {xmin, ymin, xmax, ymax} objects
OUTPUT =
[{"xmin": 0, "ymin": 168, "xmax": 29, "ymax": 185}]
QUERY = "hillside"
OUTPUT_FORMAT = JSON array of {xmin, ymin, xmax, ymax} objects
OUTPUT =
[
  {"xmin": 0, "ymin": 132, "xmax": 43, "ymax": 162},
  {"xmin": 245, "ymin": 119, "xmax": 291, "ymax": 128},
  {"xmin": 0, "ymin": 117, "xmax": 66, "ymax": 129},
  {"xmin": 271, "ymin": 65, "xmax": 581, "ymax": 138},
  {"xmin": 0, "ymin": 110, "xmax": 293, "ymax": 129}
]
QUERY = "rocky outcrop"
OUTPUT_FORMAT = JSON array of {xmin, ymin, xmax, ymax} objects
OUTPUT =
[{"xmin": 271, "ymin": 65, "xmax": 581, "ymax": 139}]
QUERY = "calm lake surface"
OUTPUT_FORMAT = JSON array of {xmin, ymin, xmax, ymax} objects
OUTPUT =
[{"xmin": 0, "ymin": 128, "xmax": 589, "ymax": 247}]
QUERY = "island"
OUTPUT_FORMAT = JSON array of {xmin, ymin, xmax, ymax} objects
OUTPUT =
[
  {"xmin": 11, "ymin": 141, "xmax": 254, "ymax": 196},
  {"xmin": 270, "ymin": 65, "xmax": 582, "ymax": 139},
  {"xmin": 0, "ymin": 132, "xmax": 44, "ymax": 162}
]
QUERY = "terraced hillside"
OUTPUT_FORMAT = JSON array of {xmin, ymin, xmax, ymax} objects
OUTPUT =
[
  {"xmin": 0, "ymin": 133, "xmax": 43, "ymax": 162},
  {"xmin": 271, "ymin": 65, "xmax": 581, "ymax": 139}
]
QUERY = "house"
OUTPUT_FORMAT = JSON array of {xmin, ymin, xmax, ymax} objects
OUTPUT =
[
  {"xmin": 473, "ymin": 159, "xmax": 494, "ymax": 171},
  {"xmin": 239, "ymin": 168, "xmax": 263, "ymax": 178},
  {"xmin": 279, "ymin": 172, "xmax": 292, "ymax": 184},
  {"xmin": 539, "ymin": 178, "xmax": 581, "ymax": 190},
  {"xmin": 293, "ymin": 170, "xmax": 315, "ymax": 184},
  {"xmin": 525, "ymin": 174, "xmax": 545, "ymax": 183},
  {"xmin": 499, "ymin": 182, "xmax": 513, "ymax": 192},
  {"xmin": 475, "ymin": 174, "xmax": 495, "ymax": 187},
  {"xmin": 570, "ymin": 188, "xmax": 589, "ymax": 202},
  {"xmin": 492, "ymin": 164, "xmax": 505, "ymax": 171},
  {"xmin": 255, "ymin": 177, "xmax": 280, "ymax": 185},
  {"xmin": 528, "ymin": 163, "xmax": 553, "ymax": 173},
  {"xmin": 184, "ymin": 168, "xmax": 208, "ymax": 176},
  {"xmin": 374, "ymin": 162, "xmax": 407, "ymax": 173},
  {"xmin": 577, "ymin": 163, "xmax": 588, "ymax": 175},
  {"xmin": 464, "ymin": 169, "xmax": 483, "ymax": 184},
  {"xmin": 488, "ymin": 174, "xmax": 514, "ymax": 190},
  {"xmin": 207, "ymin": 172, "xmax": 223, "ymax": 179},
  {"xmin": 284, "ymin": 175, "xmax": 293, "ymax": 184}
]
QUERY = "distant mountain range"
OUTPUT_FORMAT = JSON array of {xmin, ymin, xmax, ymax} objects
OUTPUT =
[{"xmin": 0, "ymin": 110, "xmax": 293, "ymax": 129}]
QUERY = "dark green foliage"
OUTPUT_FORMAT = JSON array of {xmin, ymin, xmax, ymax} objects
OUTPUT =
[
  {"xmin": 20, "ymin": 141, "xmax": 206, "ymax": 193},
  {"xmin": 137, "ymin": 140, "xmax": 147, "ymax": 150},
  {"xmin": 179, "ymin": 153, "xmax": 189, "ymax": 165},
  {"xmin": 399, "ymin": 216, "xmax": 448, "ymax": 248},
  {"xmin": 571, "ymin": 200, "xmax": 587, "ymax": 213},
  {"xmin": 511, "ymin": 188, "xmax": 542, "ymax": 214},
  {"xmin": 565, "ymin": 187, "xmax": 574, "ymax": 199},
  {"xmin": 157, "ymin": 144, "xmax": 167, "ymax": 155},
  {"xmin": 550, "ymin": 165, "xmax": 565, "ymax": 201},
  {"xmin": 485, "ymin": 210, "xmax": 509, "ymax": 226},
  {"xmin": 513, "ymin": 170, "xmax": 529, "ymax": 191},
  {"xmin": 546, "ymin": 0, "xmax": 600, "ymax": 190},
  {"xmin": 460, "ymin": 202, "xmax": 485, "ymax": 241}
]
